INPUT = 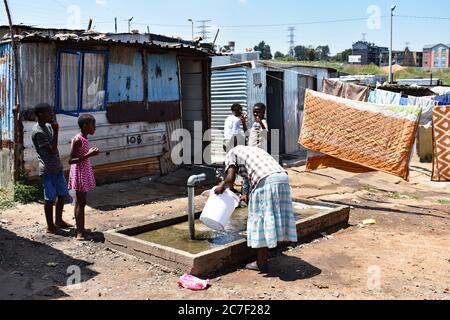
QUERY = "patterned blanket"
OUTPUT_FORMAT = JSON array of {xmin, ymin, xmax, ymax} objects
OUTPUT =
[
  {"xmin": 432, "ymin": 106, "xmax": 450, "ymax": 181},
  {"xmin": 299, "ymin": 90, "xmax": 422, "ymax": 181}
]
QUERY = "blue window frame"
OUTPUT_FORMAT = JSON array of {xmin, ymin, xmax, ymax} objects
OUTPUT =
[{"xmin": 55, "ymin": 49, "xmax": 109, "ymax": 116}]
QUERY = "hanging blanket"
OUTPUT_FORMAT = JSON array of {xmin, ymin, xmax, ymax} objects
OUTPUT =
[
  {"xmin": 299, "ymin": 90, "xmax": 422, "ymax": 180},
  {"xmin": 432, "ymin": 106, "xmax": 450, "ymax": 182}
]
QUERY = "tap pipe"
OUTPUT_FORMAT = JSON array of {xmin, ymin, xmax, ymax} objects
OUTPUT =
[{"xmin": 187, "ymin": 174, "xmax": 207, "ymax": 240}]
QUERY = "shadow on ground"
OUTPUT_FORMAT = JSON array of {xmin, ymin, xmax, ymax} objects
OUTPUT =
[
  {"xmin": 264, "ymin": 254, "xmax": 322, "ymax": 281},
  {"xmin": 0, "ymin": 228, "xmax": 99, "ymax": 300}
]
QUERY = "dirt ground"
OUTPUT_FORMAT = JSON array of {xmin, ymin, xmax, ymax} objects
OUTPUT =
[{"xmin": 0, "ymin": 159, "xmax": 449, "ymax": 300}]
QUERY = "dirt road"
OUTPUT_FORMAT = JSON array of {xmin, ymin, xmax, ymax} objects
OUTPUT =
[{"xmin": 1, "ymin": 160, "xmax": 449, "ymax": 300}]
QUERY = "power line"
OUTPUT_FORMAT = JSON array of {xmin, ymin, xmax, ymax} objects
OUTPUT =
[
  {"xmin": 219, "ymin": 17, "xmax": 389, "ymax": 28},
  {"xmin": 197, "ymin": 19, "xmax": 211, "ymax": 41},
  {"xmin": 287, "ymin": 27, "xmax": 295, "ymax": 56},
  {"xmin": 396, "ymin": 15, "xmax": 450, "ymax": 21}
]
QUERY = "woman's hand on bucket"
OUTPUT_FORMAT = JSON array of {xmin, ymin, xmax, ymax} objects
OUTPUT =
[
  {"xmin": 214, "ymin": 183, "xmax": 226, "ymax": 195},
  {"xmin": 240, "ymin": 194, "xmax": 249, "ymax": 204}
]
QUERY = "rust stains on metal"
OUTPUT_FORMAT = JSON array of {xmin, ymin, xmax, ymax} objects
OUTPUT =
[
  {"xmin": 1, "ymin": 140, "xmax": 14, "ymax": 149},
  {"xmin": 106, "ymin": 101, "xmax": 181, "ymax": 124}
]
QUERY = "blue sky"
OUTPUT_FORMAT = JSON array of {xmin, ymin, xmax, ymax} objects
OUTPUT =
[{"xmin": 1, "ymin": 0, "xmax": 450, "ymax": 54}]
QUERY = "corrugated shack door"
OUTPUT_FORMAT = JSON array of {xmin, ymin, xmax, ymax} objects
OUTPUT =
[{"xmin": 210, "ymin": 67, "xmax": 248, "ymax": 163}]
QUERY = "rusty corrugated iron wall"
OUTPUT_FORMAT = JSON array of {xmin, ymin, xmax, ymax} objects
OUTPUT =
[{"xmin": 0, "ymin": 43, "xmax": 15, "ymax": 188}]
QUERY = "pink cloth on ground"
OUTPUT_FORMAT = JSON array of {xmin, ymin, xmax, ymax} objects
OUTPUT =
[
  {"xmin": 68, "ymin": 133, "xmax": 96, "ymax": 193},
  {"xmin": 177, "ymin": 274, "xmax": 210, "ymax": 290}
]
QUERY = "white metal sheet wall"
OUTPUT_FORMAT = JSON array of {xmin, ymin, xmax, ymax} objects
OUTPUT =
[
  {"xmin": 283, "ymin": 70, "xmax": 300, "ymax": 154},
  {"xmin": 211, "ymin": 67, "xmax": 248, "ymax": 163}
]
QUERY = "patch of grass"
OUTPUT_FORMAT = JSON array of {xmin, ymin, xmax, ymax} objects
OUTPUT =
[
  {"xmin": 435, "ymin": 199, "xmax": 450, "ymax": 205},
  {"xmin": 360, "ymin": 184, "xmax": 379, "ymax": 193},
  {"xmin": 0, "ymin": 189, "xmax": 15, "ymax": 210},
  {"xmin": 13, "ymin": 181, "xmax": 43, "ymax": 204},
  {"xmin": 387, "ymin": 192, "xmax": 419, "ymax": 200}
]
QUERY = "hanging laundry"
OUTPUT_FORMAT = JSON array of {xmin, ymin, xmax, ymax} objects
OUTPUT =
[
  {"xmin": 434, "ymin": 94, "xmax": 450, "ymax": 106},
  {"xmin": 400, "ymin": 97, "xmax": 409, "ymax": 106},
  {"xmin": 299, "ymin": 90, "xmax": 422, "ymax": 181},
  {"xmin": 323, "ymin": 78, "xmax": 345, "ymax": 97},
  {"xmin": 368, "ymin": 90, "xmax": 376, "ymax": 103},
  {"xmin": 432, "ymin": 106, "xmax": 450, "ymax": 182},
  {"xmin": 407, "ymin": 95, "xmax": 438, "ymax": 128},
  {"xmin": 323, "ymin": 79, "xmax": 369, "ymax": 101},
  {"xmin": 316, "ymin": 79, "xmax": 373, "ymax": 173},
  {"xmin": 431, "ymin": 86, "xmax": 450, "ymax": 96},
  {"xmin": 374, "ymin": 89, "xmax": 402, "ymax": 105}
]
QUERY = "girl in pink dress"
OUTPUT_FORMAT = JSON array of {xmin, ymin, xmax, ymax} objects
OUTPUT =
[{"xmin": 68, "ymin": 114, "xmax": 99, "ymax": 241}]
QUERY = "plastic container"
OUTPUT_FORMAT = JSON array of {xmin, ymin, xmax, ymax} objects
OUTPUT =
[{"xmin": 200, "ymin": 188, "xmax": 240, "ymax": 232}]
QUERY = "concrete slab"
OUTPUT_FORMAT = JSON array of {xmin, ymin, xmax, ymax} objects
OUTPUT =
[{"xmin": 105, "ymin": 199, "xmax": 350, "ymax": 277}]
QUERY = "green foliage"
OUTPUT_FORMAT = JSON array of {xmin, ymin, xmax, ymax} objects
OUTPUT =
[
  {"xmin": 274, "ymin": 51, "xmax": 285, "ymax": 59},
  {"xmin": 332, "ymin": 49, "xmax": 353, "ymax": 63},
  {"xmin": 13, "ymin": 181, "xmax": 43, "ymax": 204},
  {"xmin": 254, "ymin": 41, "xmax": 273, "ymax": 60},
  {"xmin": 0, "ymin": 189, "xmax": 15, "ymax": 210}
]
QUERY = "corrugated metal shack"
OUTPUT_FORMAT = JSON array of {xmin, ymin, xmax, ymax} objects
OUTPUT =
[
  {"xmin": 210, "ymin": 60, "xmax": 337, "ymax": 163},
  {"xmin": 0, "ymin": 26, "xmax": 215, "ymax": 189}
]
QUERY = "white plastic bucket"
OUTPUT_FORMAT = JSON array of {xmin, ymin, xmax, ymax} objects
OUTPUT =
[{"xmin": 200, "ymin": 188, "xmax": 240, "ymax": 232}]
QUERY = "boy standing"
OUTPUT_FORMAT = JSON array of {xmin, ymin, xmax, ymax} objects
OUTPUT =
[
  {"xmin": 223, "ymin": 103, "xmax": 248, "ymax": 152},
  {"xmin": 32, "ymin": 103, "xmax": 72, "ymax": 235},
  {"xmin": 248, "ymin": 103, "xmax": 270, "ymax": 151}
]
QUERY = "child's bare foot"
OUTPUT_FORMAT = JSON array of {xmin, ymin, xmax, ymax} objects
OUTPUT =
[
  {"xmin": 46, "ymin": 227, "xmax": 67, "ymax": 236},
  {"xmin": 76, "ymin": 233, "xmax": 92, "ymax": 241},
  {"xmin": 55, "ymin": 221, "xmax": 74, "ymax": 229}
]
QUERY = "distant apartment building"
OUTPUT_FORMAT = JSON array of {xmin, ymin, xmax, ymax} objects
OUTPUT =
[
  {"xmin": 351, "ymin": 41, "xmax": 389, "ymax": 66},
  {"xmin": 393, "ymin": 48, "xmax": 423, "ymax": 67},
  {"xmin": 423, "ymin": 44, "xmax": 450, "ymax": 69}
]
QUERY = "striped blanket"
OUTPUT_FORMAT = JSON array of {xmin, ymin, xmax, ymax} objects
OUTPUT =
[
  {"xmin": 299, "ymin": 90, "xmax": 422, "ymax": 181},
  {"xmin": 432, "ymin": 106, "xmax": 450, "ymax": 181}
]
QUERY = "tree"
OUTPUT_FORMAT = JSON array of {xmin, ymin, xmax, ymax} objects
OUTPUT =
[
  {"xmin": 294, "ymin": 45, "xmax": 308, "ymax": 61},
  {"xmin": 274, "ymin": 51, "xmax": 285, "ymax": 59},
  {"xmin": 333, "ymin": 48, "xmax": 352, "ymax": 62},
  {"xmin": 316, "ymin": 45, "xmax": 330, "ymax": 60},
  {"xmin": 306, "ymin": 47, "xmax": 316, "ymax": 61},
  {"xmin": 254, "ymin": 41, "xmax": 273, "ymax": 60}
]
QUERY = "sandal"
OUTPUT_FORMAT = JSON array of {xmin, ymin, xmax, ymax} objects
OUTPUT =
[{"xmin": 245, "ymin": 262, "xmax": 268, "ymax": 273}]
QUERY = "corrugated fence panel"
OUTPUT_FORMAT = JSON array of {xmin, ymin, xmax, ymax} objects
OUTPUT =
[
  {"xmin": 0, "ymin": 43, "xmax": 14, "ymax": 143},
  {"xmin": 283, "ymin": 69, "xmax": 300, "ymax": 154},
  {"xmin": 108, "ymin": 49, "xmax": 144, "ymax": 103},
  {"xmin": 148, "ymin": 53, "xmax": 180, "ymax": 102},
  {"xmin": 247, "ymin": 66, "xmax": 266, "ymax": 126},
  {"xmin": 0, "ymin": 42, "xmax": 14, "ymax": 188},
  {"xmin": 19, "ymin": 43, "xmax": 56, "ymax": 113},
  {"xmin": 211, "ymin": 67, "xmax": 248, "ymax": 163}
]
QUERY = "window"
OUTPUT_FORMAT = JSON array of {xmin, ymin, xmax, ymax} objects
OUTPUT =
[{"xmin": 56, "ymin": 50, "xmax": 108, "ymax": 115}]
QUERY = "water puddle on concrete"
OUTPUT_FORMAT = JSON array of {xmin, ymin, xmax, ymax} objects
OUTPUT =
[{"xmin": 133, "ymin": 203, "xmax": 330, "ymax": 255}]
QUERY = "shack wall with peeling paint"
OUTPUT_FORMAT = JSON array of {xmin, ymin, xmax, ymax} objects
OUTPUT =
[
  {"xmin": 13, "ymin": 41, "xmax": 211, "ymax": 184},
  {"xmin": 0, "ymin": 43, "xmax": 14, "ymax": 189},
  {"xmin": 148, "ymin": 53, "xmax": 180, "ymax": 102},
  {"xmin": 108, "ymin": 48, "xmax": 144, "ymax": 103}
]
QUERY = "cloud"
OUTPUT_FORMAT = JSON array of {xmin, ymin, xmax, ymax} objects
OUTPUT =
[{"xmin": 96, "ymin": 0, "xmax": 109, "ymax": 7}]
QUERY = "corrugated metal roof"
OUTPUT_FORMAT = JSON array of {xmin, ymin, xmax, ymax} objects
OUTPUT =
[
  {"xmin": 0, "ymin": 26, "xmax": 215, "ymax": 56},
  {"xmin": 211, "ymin": 60, "xmax": 337, "ymax": 72}
]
